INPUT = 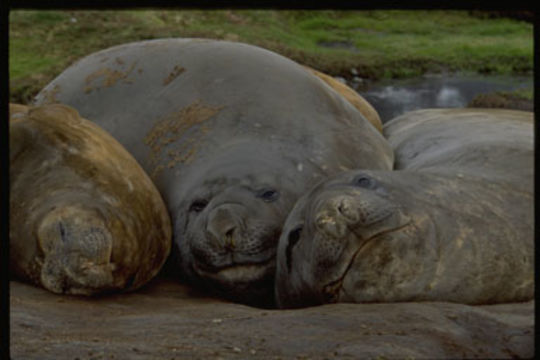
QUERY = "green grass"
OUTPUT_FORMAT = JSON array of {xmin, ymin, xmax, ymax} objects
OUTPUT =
[{"xmin": 9, "ymin": 10, "xmax": 533, "ymax": 103}]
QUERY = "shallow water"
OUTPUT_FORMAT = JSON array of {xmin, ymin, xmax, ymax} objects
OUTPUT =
[{"xmin": 355, "ymin": 73, "xmax": 533, "ymax": 123}]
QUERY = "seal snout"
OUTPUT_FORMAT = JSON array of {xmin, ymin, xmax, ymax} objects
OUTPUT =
[
  {"xmin": 314, "ymin": 190, "xmax": 404, "ymax": 242},
  {"xmin": 37, "ymin": 208, "xmax": 116, "ymax": 295},
  {"xmin": 206, "ymin": 205, "xmax": 243, "ymax": 251},
  {"xmin": 315, "ymin": 195, "xmax": 366, "ymax": 239}
]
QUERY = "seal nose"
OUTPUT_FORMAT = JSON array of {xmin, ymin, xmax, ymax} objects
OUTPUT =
[
  {"xmin": 207, "ymin": 207, "xmax": 240, "ymax": 250},
  {"xmin": 37, "ymin": 208, "xmax": 115, "ymax": 294},
  {"xmin": 336, "ymin": 197, "xmax": 360, "ymax": 222},
  {"xmin": 315, "ymin": 196, "xmax": 359, "ymax": 238}
]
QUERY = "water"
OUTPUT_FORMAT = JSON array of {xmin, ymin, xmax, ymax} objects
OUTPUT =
[{"xmin": 356, "ymin": 73, "xmax": 533, "ymax": 123}]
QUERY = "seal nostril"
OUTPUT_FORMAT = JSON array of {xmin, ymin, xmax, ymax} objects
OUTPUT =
[
  {"xmin": 225, "ymin": 227, "xmax": 235, "ymax": 238},
  {"xmin": 223, "ymin": 226, "xmax": 237, "ymax": 251},
  {"xmin": 58, "ymin": 223, "xmax": 67, "ymax": 242},
  {"xmin": 336, "ymin": 198, "xmax": 359, "ymax": 222}
]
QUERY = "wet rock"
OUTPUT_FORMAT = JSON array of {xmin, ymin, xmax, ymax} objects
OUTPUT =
[
  {"xmin": 468, "ymin": 92, "xmax": 533, "ymax": 112},
  {"xmin": 10, "ymin": 278, "xmax": 533, "ymax": 359}
]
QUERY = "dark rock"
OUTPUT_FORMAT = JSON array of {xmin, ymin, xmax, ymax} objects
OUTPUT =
[{"xmin": 468, "ymin": 92, "xmax": 533, "ymax": 112}]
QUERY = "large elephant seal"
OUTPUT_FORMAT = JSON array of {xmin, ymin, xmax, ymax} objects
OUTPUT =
[
  {"xmin": 275, "ymin": 109, "xmax": 533, "ymax": 308},
  {"xmin": 10, "ymin": 103, "xmax": 171, "ymax": 295},
  {"xmin": 34, "ymin": 39, "xmax": 393, "ymax": 305}
]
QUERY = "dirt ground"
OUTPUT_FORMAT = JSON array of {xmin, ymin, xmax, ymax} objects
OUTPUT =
[{"xmin": 10, "ymin": 277, "xmax": 534, "ymax": 359}]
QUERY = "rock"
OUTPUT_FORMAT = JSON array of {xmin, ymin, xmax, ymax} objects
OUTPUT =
[
  {"xmin": 468, "ymin": 92, "xmax": 533, "ymax": 112},
  {"xmin": 10, "ymin": 278, "xmax": 533, "ymax": 359},
  {"xmin": 352, "ymin": 76, "xmax": 363, "ymax": 84}
]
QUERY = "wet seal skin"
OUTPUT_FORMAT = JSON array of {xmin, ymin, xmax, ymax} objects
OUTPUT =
[
  {"xmin": 10, "ymin": 103, "xmax": 171, "ymax": 295},
  {"xmin": 34, "ymin": 39, "xmax": 393, "ymax": 306},
  {"xmin": 276, "ymin": 109, "xmax": 533, "ymax": 308}
]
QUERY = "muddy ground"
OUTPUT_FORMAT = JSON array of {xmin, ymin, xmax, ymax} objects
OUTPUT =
[{"xmin": 10, "ymin": 277, "xmax": 534, "ymax": 359}]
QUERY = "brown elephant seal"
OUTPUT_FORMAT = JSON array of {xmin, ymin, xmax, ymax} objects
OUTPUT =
[
  {"xmin": 34, "ymin": 39, "xmax": 393, "ymax": 305},
  {"xmin": 303, "ymin": 66, "xmax": 383, "ymax": 133},
  {"xmin": 9, "ymin": 103, "xmax": 30, "ymax": 119},
  {"xmin": 10, "ymin": 103, "xmax": 171, "ymax": 295},
  {"xmin": 275, "ymin": 109, "xmax": 533, "ymax": 308}
]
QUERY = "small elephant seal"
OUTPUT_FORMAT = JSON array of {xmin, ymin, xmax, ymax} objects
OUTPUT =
[
  {"xmin": 9, "ymin": 103, "xmax": 30, "ymax": 118},
  {"xmin": 34, "ymin": 39, "xmax": 393, "ymax": 305},
  {"xmin": 275, "ymin": 109, "xmax": 533, "ymax": 308},
  {"xmin": 10, "ymin": 103, "xmax": 171, "ymax": 295},
  {"xmin": 303, "ymin": 66, "xmax": 383, "ymax": 133}
]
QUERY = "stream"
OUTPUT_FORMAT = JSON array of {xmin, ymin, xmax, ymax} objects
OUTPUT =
[{"xmin": 352, "ymin": 73, "xmax": 533, "ymax": 123}]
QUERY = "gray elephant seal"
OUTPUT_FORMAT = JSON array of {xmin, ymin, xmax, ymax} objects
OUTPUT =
[
  {"xmin": 34, "ymin": 39, "xmax": 393, "ymax": 305},
  {"xmin": 10, "ymin": 104, "xmax": 171, "ymax": 295},
  {"xmin": 275, "ymin": 109, "xmax": 533, "ymax": 308}
]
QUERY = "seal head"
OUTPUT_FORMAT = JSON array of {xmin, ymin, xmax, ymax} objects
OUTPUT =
[{"xmin": 275, "ymin": 170, "xmax": 419, "ymax": 308}]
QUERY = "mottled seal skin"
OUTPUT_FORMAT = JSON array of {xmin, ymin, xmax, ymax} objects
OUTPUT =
[
  {"xmin": 303, "ymin": 66, "xmax": 383, "ymax": 133},
  {"xmin": 34, "ymin": 39, "xmax": 393, "ymax": 305},
  {"xmin": 10, "ymin": 104, "xmax": 171, "ymax": 295},
  {"xmin": 276, "ymin": 109, "xmax": 533, "ymax": 308}
]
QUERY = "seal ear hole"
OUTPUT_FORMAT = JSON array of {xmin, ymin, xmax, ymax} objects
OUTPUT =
[
  {"xmin": 257, "ymin": 189, "xmax": 279, "ymax": 202},
  {"xmin": 352, "ymin": 175, "xmax": 375, "ymax": 189},
  {"xmin": 286, "ymin": 225, "xmax": 303, "ymax": 273},
  {"xmin": 189, "ymin": 199, "xmax": 208, "ymax": 213}
]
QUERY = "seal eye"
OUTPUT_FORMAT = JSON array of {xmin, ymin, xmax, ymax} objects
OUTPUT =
[
  {"xmin": 286, "ymin": 225, "xmax": 303, "ymax": 273},
  {"xmin": 353, "ymin": 175, "xmax": 375, "ymax": 188},
  {"xmin": 189, "ymin": 200, "xmax": 208, "ymax": 213},
  {"xmin": 257, "ymin": 189, "xmax": 279, "ymax": 202}
]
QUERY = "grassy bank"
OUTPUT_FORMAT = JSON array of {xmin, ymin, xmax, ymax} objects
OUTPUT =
[{"xmin": 9, "ymin": 10, "xmax": 533, "ymax": 103}]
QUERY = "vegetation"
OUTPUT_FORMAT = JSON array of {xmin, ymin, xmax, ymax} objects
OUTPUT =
[{"xmin": 9, "ymin": 10, "xmax": 533, "ymax": 103}]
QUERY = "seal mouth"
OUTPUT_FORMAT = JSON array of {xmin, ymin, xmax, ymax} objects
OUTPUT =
[
  {"xmin": 191, "ymin": 258, "xmax": 277, "ymax": 307},
  {"xmin": 192, "ymin": 257, "xmax": 275, "ymax": 285},
  {"xmin": 321, "ymin": 218, "xmax": 412, "ymax": 303}
]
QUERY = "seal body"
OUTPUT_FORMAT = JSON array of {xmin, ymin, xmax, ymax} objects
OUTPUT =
[
  {"xmin": 10, "ymin": 104, "xmax": 171, "ymax": 295},
  {"xmin": 276, "ymin": 109, "xmax": 533, "ymax": 308},
  {"xmin": 34, "ymin": 39, "xmax": 393, "ymax": 305}
]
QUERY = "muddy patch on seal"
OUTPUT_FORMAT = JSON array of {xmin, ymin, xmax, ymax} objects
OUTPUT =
[
  {"xmin": 39, "ymin": 84, "xmax": 61, "ymax": 104},
  {"xmin": 144, "ymin": 100, "xmax": 223, "ymax": 178},
  {"xmin": 84, "ymin": 61, "xmax": 138, "ymax": 94},
  {"xmin": 162, "ymin": 65, "xmax": 185, "ymax": 86}
]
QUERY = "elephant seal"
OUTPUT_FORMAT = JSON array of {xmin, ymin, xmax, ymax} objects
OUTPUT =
[
  {"xmin": 10, "ymin": 103, "xmax": 171, "ymax": 295},
  {"xmin": 34, "ymin": 39, "xmax": 393, "ymax": 305},
  {"xmin": 275, "ymin": 109, "xmax": 533, "ymax": 308},
  {"xmin": 303, "ymin": 66, "xmax": 383, "ymax": 133},
  {"xmin": 9, "ymin": 103, "xmax": 30, "ymax": 118}
]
